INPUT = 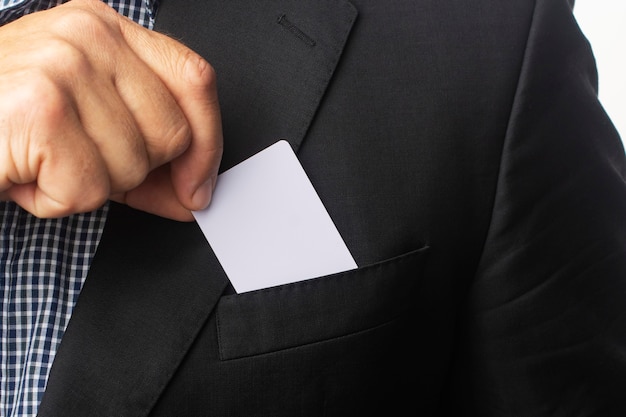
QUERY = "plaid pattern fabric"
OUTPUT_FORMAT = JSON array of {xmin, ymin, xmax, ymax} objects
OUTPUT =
[
  {"xmin": 0, "ymin": 202, "xmax": 108, "ymax": 416},
  {"xmin": 0, "ymin": 0, "xmax": 157, "ymax": 27},
  {"xmin": 0, "ymin": 0, "xmax": 62, "ymax": 25},
  {"xmin": 0, "ymin": 0, "xmax": 24, "ymax": 9},
  {"xmin": 0, "ymin": 1, "xmax": 159, "ymax": 416}
]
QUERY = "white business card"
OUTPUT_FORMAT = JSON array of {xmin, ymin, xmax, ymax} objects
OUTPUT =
[{"xmin": 193, "ymin": 140, "xmax": 357, "ymax": 293}]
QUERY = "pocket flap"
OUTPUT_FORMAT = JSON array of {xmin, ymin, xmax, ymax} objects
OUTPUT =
[{"xmin": 217, "ymin": 246, "xmax": 429, "ymax": 360}]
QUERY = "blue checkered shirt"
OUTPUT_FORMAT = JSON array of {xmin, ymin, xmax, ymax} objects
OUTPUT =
[{"xmin": 0, "ymin": 1, "xmax": 158, "ymax": 416}]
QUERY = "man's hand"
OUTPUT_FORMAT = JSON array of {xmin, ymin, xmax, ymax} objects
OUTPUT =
[{"xmin": 0, "ymin": 0, "xmax": 223, "ymax": 221}]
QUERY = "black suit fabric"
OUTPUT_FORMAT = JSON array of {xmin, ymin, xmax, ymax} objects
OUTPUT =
[{"xmin": 38, "ymin": 0, "xmax": 626, "ymax": 416}]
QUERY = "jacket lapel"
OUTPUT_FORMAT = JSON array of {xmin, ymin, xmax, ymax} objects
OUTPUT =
[
  {"xmin": 38, "ymin": 1, "xmax": 356, "ymax": 415},
  {"xmin": 37, "ymin": 202, "xmax": 229, "ymax": 416},
  {"xmin": 154, "ymin": 0, "xmax": 358, "ymax": 171}
]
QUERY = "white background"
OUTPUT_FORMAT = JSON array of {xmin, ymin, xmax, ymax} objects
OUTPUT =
[{"xmin": 574, "ymin": 1, "xmax": 626, "ymax": 144}]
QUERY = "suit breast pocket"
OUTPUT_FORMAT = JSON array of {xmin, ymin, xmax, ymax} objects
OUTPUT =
[{"xmin": 215, "ymin": 245, "xmax": 429, "ymax": 360}]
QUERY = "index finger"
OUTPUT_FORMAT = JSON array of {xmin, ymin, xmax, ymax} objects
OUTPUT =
[{"xmin": 117, "ymin": 12, "xmax": 223, "ymax": 211}]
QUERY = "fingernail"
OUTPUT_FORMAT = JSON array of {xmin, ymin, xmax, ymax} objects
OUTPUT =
[{"xmin": 191, "ymin": 177, "xmax": 214, "ymax": 210}]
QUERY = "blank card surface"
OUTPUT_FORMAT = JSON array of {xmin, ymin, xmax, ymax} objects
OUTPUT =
[{"xmin": 193, "ymin": 140, "xmax": 356, "ymax": 293}]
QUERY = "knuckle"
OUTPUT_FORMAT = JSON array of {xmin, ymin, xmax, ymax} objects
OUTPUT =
[
  {"xmin": 11, "ymin": 72, "xmax": 70, "ymax": 134},
  {"xmin": 38, "ymin": 184, "xmax": 108, "ymax": 218},
  {"xmin": 106, "ymin": 136, "xmax": 151, "ymax": 192},
  {"xmin": 164, "ymin": 120, "xmax": 192, "ymax": 159},
  {"xmin": 130, "ymin": 140, "xmax": 153, "ymax": 179},
  {"xmin": 54, "ymin": 3, "xmax": 117, "ymax": 34},
  {"xmin": 51, "ymin": 5, "xmax": 121, "ymax": 53},
  {"xmin": 180, "ymin": 50, "xmax": 217, "ymax": 92},
  {"xmin": 0, "ymin": 76, "xmax": 66, "ymax": 193},
  {"xmin": 121, "ymin": 157, "xmax": 150, "ymax": 191},
  {"xmin": 40, "ymin": 38, "xmax": 92, "ymax": 79}
]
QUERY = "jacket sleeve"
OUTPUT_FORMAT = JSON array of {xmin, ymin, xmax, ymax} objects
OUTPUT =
[{"xmin": 460, "ymin": 0, "xmax": 626, "ymax": 414}]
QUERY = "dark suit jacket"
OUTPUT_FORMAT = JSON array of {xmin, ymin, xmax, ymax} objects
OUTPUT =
[{"xmin": 37, "ymin": 0, "xmax": 626, "ymax": 415}]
